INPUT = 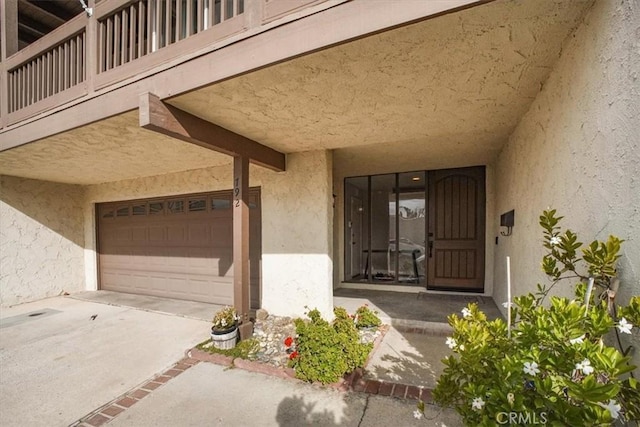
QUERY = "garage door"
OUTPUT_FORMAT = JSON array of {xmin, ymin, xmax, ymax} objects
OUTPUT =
[{"xmin": 97, "ymin": 189, "xmax": 261, "ymax": 307}]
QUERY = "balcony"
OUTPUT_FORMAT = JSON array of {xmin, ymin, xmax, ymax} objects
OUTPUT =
[{"xmin": 0, "ymin": 0, "xmax": 342, "ymax": 129}]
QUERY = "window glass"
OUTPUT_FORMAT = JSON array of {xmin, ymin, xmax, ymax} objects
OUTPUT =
[
  {"xmin": 116, "ymin": 207, "xmax": 129, "ymax": 217},
  {"xmin": 344, "ymin": 177, "xmax": 369, "ymax": 282},
  {"xmin": 189, "ymin": 199, "xmax": 206, "ymax": 212},
  {"xmin": 168, "ymin": 200, "xmax": 184, "ymax": 214},
  {"xmin": 102, "ymin": 209, "xmax": 114, "ymax": 218},
  {"xmin": 149, "ymin": 202, "xmax": 164, "ymax": 215},
  {"xmin": 211, "ymin": 197, "xmax": 231, "ymax": 210},
  {"xmin": 132, "ymin": 204, "xmax": 146, "ymax": 216}
]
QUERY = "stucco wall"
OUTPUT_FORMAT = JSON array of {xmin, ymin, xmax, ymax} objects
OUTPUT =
[
  {"xmin": 85, "ymin": 150, "xmax": 334, "ymax": 318},
  {"xmin": 0, "ymin": 175, "xmax": 85, "ymax": 306},
  {"xmin": 494, "ymin": 0, "xmax": 639, "ymax": 355}
]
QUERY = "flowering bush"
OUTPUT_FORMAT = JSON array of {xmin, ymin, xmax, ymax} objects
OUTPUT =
[
  {"xmin": 211, "ymin": 306, "xmax": 238, "ymax": 332},
  {"xmin": 354, "ymin": 304, "xmax": 382, "ymax": 329},
  {"xmin": 289, "ymin": 307, "xmax": 374, "ymax": 384},
  {"xmin": 430, "ymin": 210, "xmax": 640, "ymax": 425}
]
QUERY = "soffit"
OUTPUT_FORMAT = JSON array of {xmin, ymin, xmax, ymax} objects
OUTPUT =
[
  {"xmin": 0, "ymin": 111, "xmax": 231, "ymax": 185},
  {"xmin": 169, "ymin": 0, "xmax": 593, "ymax": 163}
]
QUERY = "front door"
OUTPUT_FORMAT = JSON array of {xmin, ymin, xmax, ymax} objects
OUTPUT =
[
  {"xmin": 344, "ymin": 166, "xmax": 485, "ymax": 291},
  {"xmin": 427, "ymin": 167, "xmax": 485, "ymax": 291}
]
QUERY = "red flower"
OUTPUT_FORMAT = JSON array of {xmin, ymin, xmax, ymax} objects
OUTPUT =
[
  {"xmin": 284, "ymin": 336, "xmax": 293, "ymax": 347},
  {"xmin": 289, "ymin": 351, "xmax": 299, "ymax": 360}
]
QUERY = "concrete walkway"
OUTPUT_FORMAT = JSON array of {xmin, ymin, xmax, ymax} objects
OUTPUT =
[{"xmin": 107, "ymin": 362, "xmax": 460, "ymax": 427}]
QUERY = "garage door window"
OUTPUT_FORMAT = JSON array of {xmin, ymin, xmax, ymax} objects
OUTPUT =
[
  {"xmin": 212, "ymin": 197, "xmax": 231, "ymax": 210},
  {"xmin": 189, "ymin": 199, "xmax": 206, "ymax": 212},
  {"xmin": 168, "ymin": 200, "xmax": 184, "ymax": 214},
  {"xmin": 149, "ymin": 202, "xmax": 164, "ymax": 214},
  {"xmin": 132, "ymin": 204, "xmax": 146, "ymax": 215}
]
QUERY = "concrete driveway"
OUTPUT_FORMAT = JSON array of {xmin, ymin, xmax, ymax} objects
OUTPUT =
[
  {"xmin": 0, "ymin": 296, "xmax": 210, "ymax": 426},
  {"xmin": 0, "ymin": 293, "xmax": 463, "ymax": 427}
]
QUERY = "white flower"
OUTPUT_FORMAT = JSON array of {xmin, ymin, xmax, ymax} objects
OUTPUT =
[
  {"xmin": 461, "ymin": 307, "xmax": 472, "ymax": 318},
  {"xmin": 549, "ymin": 236, "xmax": 561, "ymax": 246},
  {"xmin": 471, "ymin": 397, "xmax": 485, "ymax": 411},
  {"xmin": 502, "ymin": 301, "xmax": 514, "ymax": 308},
  {"xmin": 523, "ymin": 361, "xmax": 540, "ymax": 376},
  {"xmin": 459, "ymin": 344, "xmax": 465, "ymax": 351},
  {"xmin": 445, "ymin": 337, "xmax": 457, "ymax": 349},
  {"xmin": 507, "ymin": 393, "xmax": 515, "ymax": 404},
  {"xmin": 575, "ymin": 359, "xmax": 594, "ymax": 375},
  {"xmin": 599, "ymin": 399, "xmax": 622, "ymax": 420},
  {"xmin": 569, "ymin": 335, "xmax": 585, "ymax": 345},
  {"xmin": 617, "ymin": 318, "xmax": 633, "ymax": 334},
  {"xmin": 221, "ymin": 318, "xmax": 227, "ymax": 327},
  {"xmin": 413, "ymin": 409, "xmax": 423, "ymax": 419}
]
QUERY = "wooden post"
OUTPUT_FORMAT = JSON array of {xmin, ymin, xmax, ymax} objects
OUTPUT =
[
  {"xmin": 233, "ymin": 155, "xmax": 252, "ymax": 340},
  {"xmin": 86, "ymin": 0, "xmax": 97, "ymax": 92},
  {"xmin": 1, "ymin": 0, "xmax": 18, "ymax": 124},
  {"xmin": 1, "ymin": 0, "xmax": 18, "ymax": 60}
]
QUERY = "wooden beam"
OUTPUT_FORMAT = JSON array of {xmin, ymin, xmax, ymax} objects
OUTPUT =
[
  {"xmin": 18, "ymin": 0, "xmax": 66, "ymax": 28},
  {"xmin": 233, "ymin": 155, "xmax": 252, "ymax": 340},
  {"xmin": 139, "ymin": 92, "xmax": 286, "ymax": 172}
]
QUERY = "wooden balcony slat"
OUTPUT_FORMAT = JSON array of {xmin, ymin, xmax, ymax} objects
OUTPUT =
[
  {"xmin": 154, "ymin": 0, "xmax": 161, "ymax": 50},
  {"xmin": 197, "ymin": 0, "xmax": 204, "ymax": 32},
  {"xmin": 138, "ymin": 1, "xmax": 146, "ymax": 57},
  {"xmin": 64, "ymin": 42, "xmax": 70, "ymax": 90},
  {"xmin": 129, "ymin": 5, "xmax": 136, "ymax": 61},
  {"xmin": 166, "ymin": 0, "xmax": 172, "ymax": 45},
  {"xmin": 71, "ymin": 38, "xmax": 77, "ymax": 86},
  {"xmin": 122, "ymin": 7, "xmax": 129, "ymax": 64},
  {"xmin": 79, "ymin": 33, "xmax": 85, "ymax": 83},
  {"xmin": 107, "ymin": 17, "xmax": 113, "ymax": 70},
  {"xmin": 114, "ymin": 13, "xmax": 121, "ymax": 67},
  {"xmin": 186, "ymin": 0, "xmax": 193, "ymax": 36}
]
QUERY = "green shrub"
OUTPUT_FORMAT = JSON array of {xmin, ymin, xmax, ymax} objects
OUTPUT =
[
  {"xmin": 430, "ymin": 210, "xmax": 640, "ymax": 425},
  {"xmin": 290, "ymin": 307, "xmax": 373, "ymax": 384},
  {"xmin": 354, "ymin": 304, "xmax": 382, "ymax": 329}
]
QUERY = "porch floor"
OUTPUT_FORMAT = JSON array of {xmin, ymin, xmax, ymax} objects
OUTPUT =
[
  {"xmin": 333, "ymin": 287, "xmax": 504, "ymax": 389},
  {"xmin": 333, "ymin": 287, "xmax": 503, "ymax": 326}
]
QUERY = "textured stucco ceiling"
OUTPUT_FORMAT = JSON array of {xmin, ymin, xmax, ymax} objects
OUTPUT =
[
  {"xmin": 170, "ymin": 0, "xmax": 593, "ymax": 165},
  {"xmin": 0, "ymin": 0, "xmax": 593, "ymax": 185},
  {"xmin": 0, "ymin": 111, "xmax": 231, "ymax": 185}
]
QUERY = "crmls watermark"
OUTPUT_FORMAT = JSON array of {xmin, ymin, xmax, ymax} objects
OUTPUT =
[{"xmin": 496, "ymin": 411, "xmax": 548, "ymax": 425}]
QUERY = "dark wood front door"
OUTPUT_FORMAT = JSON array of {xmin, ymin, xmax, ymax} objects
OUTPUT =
[{"xmin": 427, "ymin": 166, "xmax": 485, "ymax": 291}]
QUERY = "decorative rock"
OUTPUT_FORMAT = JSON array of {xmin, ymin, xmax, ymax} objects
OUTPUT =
[
  {"xmin": 249, "ymin": 312, "xmax": 380, "ymax": 371},
  {"xmin": 256, "ymin": 309, "xmax": 269, "ymax": 321}
]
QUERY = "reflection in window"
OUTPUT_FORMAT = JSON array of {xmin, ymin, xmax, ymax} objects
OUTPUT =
[
  {"xmin": 149, "ymin": 202, "xmax": 164, "ymax": 215},
  {"xmin": 132, "ymin": 204, "xmax": 146, "ymax": 215},
  {"xmin": 168, "ymin": 200, "xmax": 184, "ymax": 213},
  {"xmin": 212, "ymin": 198, "xmax": 231, "ymax": 210},
  {"xmin": 345, "ymin": 172, "xmax": 426, "ymax": 285},
  {"xmin": 116, "ymin": 207, "xmax": 129, "ymax": 217},
  {"xmin": 102, "ymin": 209, "xmax": 114, "ymax": 218},
  {"xmin": 189, "ymin": 199, "xmax": 206, "ymax": 212}
]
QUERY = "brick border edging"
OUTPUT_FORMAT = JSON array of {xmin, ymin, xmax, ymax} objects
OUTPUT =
[
  {"xmin": 71, "ymin": 324, "xmax": 438, "ymax": 426},
  {"xmin": 190, "ymin": 324, "xmax": 435, "ymax": 403},
  {"xmin": 69, "ymin": 357, "xmax": 200, "ymax": 427}
]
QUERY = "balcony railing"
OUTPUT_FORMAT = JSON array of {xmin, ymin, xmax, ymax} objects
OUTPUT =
[{"xmin": 1, "ymin": 0, "xmax": 333, "ymax": 128}]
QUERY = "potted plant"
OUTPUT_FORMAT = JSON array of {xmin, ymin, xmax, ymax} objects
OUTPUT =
[{"xmin": 210, "ymin": 306, "xmax": 239, "ymax": 350}]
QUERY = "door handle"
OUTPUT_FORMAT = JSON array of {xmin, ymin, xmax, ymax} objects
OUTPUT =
[{"xmin": 428, "ymin": 233, "xmax": 434, "ymax": 258}]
